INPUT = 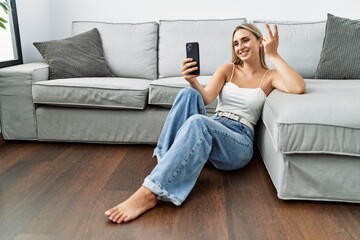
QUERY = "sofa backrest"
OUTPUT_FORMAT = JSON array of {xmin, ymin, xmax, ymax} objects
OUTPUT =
[
  {"xmin": 158, "ymin": 18, "xmax": 247, "ymax": 78},
  {"xmin": 71, "ymin": 19, "xmax": 326, "ymax": 80},
  {"xmin": 72, "ymin": 21, "xmax": 158, "ymax": 80},
  {"xmin": 253, "ymin": 20, "xmax": 326, "ymax": 79}
]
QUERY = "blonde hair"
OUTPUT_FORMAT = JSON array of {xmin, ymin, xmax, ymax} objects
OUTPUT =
[{"xmin": 231, "ymin": 23, "xmax": 268, "ymax": 69}]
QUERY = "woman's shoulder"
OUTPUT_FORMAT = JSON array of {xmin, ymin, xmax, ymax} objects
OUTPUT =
[
  {"xmin": 211, "ymin": 63, "xmax": 235, "ymax": 83},
  {"xmin": 219, "ymin": 63, "xmax": 234, "ymax": 69},
  {"xmin": 261, "ymin": 68, "xmax": 279, "ymax": 95},
  {"xmin": 216, "ymin": 63, "xmax": 234, "ymax": 74}
]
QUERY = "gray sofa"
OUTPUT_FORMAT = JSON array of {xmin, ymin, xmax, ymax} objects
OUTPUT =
[{"xmin": 0, "ymin": 17, "xmax": 359, "ymax": 203}]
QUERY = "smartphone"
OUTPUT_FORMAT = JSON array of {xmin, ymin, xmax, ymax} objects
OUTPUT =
[{"xmin": 186, "ymin": 42, "xmax": 200, "ymax": 75}]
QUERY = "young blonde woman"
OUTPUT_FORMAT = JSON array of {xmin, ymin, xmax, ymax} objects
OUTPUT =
[{"xmin": 105, "ymin": 23, "xmax": 306, "ymax": 223}]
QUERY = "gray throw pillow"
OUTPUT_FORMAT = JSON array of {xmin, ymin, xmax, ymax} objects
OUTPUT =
[
  {"xmin": 315, "ymin": 14, "xmax": 360, "ymax": 79},
  {"xmin": 34, "ymin": 28, "xmax": 114, "ymax": 80}
]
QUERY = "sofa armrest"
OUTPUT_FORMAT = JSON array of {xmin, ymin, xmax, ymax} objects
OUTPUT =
[
  {"xmin": 0, "ymin": 62, "xmax": 49, "ymax": 140},
  {"xmin": 0, "ymin": 62, "xmax": 49, "ymax": 82}
]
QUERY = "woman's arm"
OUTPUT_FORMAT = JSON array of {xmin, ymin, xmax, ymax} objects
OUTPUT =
[
  {"xmin": 182, "ymin": 58, "xmax": 227, "ymax": 105},
  {"xmin": 262, "ymin": 24, "xmax": 306, "ymax": 94}
]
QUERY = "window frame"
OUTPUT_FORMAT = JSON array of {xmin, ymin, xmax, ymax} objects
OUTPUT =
[{"xmin": 0, "ymin": 0, "xmax": 23, "ymax": 68}]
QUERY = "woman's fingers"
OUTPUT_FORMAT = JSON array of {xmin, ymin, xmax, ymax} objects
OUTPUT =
[
  {"xmin": 182, "ymin": 57, "xmax": 193, "ymax": 65},
  {"xmin": 182, "ymin": 58, "xmax": 199, "ymax": 85},
  {"xmin": 182, "ymin": 60, "xmax": 198, "ymax": 74},
  {"xmin": 185, "ymin": 66, "xmax": 198, "ymax": 75},
  {"xmin": 265, "ymin": 23, "xmax": 279, "ymax": 40},
  {"xmin": 274, "ymin": 24, "xmax": 278, "ymax": 37},
  {"xmin": 265, "ymin": 23, "xmax": 273, "ymax": 38},
  {"xmin": 272, "ymin": 24, "xmax": 279, "ymax": 42},
  {"xmin": 262, "ymin": 24, "xmax": 279, "ymax": 57},
  {"xmin": 263, "ymin": 24, "xmax": 279, "ymax": 48}
]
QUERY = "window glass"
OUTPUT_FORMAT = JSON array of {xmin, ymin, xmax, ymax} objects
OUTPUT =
[{"xmin": 0, "ymin": 0, "xmax": 22, "ymax": 68}]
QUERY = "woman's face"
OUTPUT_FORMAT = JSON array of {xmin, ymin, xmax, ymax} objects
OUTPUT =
[{"xmin": 233, "ymin": 29, "xmax": 261, "ymax": 62}]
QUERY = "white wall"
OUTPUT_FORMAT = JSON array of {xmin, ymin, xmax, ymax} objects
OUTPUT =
[
  {"xmin": 16, "ymin": 0, "xmax": 359, "ymax": 63},
  {"xmin": 16, "ymin": 0, "xmax": 52, "ymax": 63}
]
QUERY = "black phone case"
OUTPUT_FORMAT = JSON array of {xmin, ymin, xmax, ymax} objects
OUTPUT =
[{"xmin": 186, "ymin": 42, "xmax": 200, "ymax": 75}]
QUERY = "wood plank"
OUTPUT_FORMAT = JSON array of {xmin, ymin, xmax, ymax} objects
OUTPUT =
[
  {"xmin": 0, "ymin": 142, "xmax": 359, "ymax": 240},
  {"xmin": 224, "ymin": 148, "xmax": 360, "ymax": 240},
  {"xmin": 20, "ymin": 144, "xmax": 129, "ymax": 237},
  {"xmin": 14, "ymin": 233, "xmax": 67, "ymax": 240},
  {"xmin": 103, "ymin": 146, "xmax": 228, "ymax": 240},
  {"xmin": 104, "ymin": 145, "xmax": 156, "ymax": 191}
]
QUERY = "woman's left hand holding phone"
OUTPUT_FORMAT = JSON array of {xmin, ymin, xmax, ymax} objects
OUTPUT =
[{"xmin": 182, "ymin": 58, "xmax": 199, "ymax": 86}]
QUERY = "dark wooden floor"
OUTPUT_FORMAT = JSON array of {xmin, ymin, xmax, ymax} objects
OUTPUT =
[{"xmin": 0, "ymin": 139, "xmax": 359, "ymax": 240}]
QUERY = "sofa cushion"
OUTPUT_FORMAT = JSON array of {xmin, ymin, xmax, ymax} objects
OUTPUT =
[
  {"xmin": 158, "ymin": 18, "xmax": 247, "ymax": 78},
  {"xmin": 315, "ymin": 14, "xmax": 360, "ymax": 79},
  {"xmin": 261, "ymin": 79, "xmax": 360, "ymax": 156},
  {"xmin": 149, "ymin": 76, "xmax": 217, "ymax": 113},
  {"xmin": 72, "ymin": 21, "xmax": 158, "ymax": 80},
  {"xmin": 253, "ymin": 20, "xmax": 326, "ymax": 79},
  {"xmin": 33, "ymin": 28, "xmax": 114, "ymax": 80},
  {"xmin": 33, "ymin": 78, "xmax": 151, "ymax": 110}
]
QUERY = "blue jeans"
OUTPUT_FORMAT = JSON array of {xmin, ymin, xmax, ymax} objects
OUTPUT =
[{"xmin": 143, "ymin": 87, "xmax": 254, "ymax": 206}]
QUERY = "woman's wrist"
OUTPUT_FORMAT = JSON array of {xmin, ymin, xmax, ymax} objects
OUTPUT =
[
  {"xmin": 266, "ymin": 52, "xmax": 281, "ymax": 61},
  {"xmin": 188, "ymin": 77, "xmax": 200, "ymax": 88}
]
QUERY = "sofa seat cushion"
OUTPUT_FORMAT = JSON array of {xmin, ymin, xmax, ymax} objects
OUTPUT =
[
  {"xmin": 262, "ymin": 79, "xmax": 360, "ymax": 156},
  {"xmin": 33, "ymin": 78, "xmax": 151, "ymax": 110},
  {"xmin": 149, "ymin": 76, "xmax": 217, "ymax": 113}
]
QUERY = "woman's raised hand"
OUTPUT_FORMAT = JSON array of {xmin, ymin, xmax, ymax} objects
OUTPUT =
[
  {"xmin": 182, "ymin": 58, "xmax": 199, "ymax": 84},
  {"xmin": 261, "ymin": 23, "xmax": 279, "ymax": 57}
]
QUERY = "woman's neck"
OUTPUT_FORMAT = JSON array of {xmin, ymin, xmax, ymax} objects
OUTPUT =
[{"xmin": 240, "ymin": 61, "xmax": 265, "ymax": 74}]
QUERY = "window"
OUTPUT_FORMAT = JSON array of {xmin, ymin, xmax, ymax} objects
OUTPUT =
[{"xmin": 0, "ymin": 0, "xmax": 22, "ymax": 68}]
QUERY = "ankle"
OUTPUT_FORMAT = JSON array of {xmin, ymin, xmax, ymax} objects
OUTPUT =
[{"xmin": 140, "ymin": 186, "xmax": 157, "ymax": 203}]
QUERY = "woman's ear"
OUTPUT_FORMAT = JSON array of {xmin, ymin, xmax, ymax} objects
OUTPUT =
[{"xmin": 259, "ymin": 37, "xmax": 264, "ymax": 47}]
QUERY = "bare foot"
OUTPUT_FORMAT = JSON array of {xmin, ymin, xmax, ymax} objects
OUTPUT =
[{"xmin": 105, "ymin": 186, "xmax": 157, "ymax": 223}]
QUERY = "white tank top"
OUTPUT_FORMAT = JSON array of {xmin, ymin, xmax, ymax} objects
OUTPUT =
[{"xmin": 215, "ymin": 64, "xmax": 268, "ymax": 125}]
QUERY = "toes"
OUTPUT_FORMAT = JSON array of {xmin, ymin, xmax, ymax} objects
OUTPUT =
[
  {"xmin": 118, "ymin": 214, "xmax": 128, "ymax": 224},
  {"xmin": 105, "ymin": 207, "xmax": 117, "ymax": 217},
  {"xmin": 112, "ymin": 212, "xmax": 122, "ymax": 223},
  {"xmin": 123, "ymin": 216, "xmax": 131, "ymax": 223}
]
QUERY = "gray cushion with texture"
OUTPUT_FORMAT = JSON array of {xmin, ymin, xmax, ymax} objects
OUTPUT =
[
  {"xmin": 315, "ymin": 14, "xmax": 360, "ymax": 79},
  {"xmin": 33, "ymin": 28, "xmax": 114, "ymax": 80}
]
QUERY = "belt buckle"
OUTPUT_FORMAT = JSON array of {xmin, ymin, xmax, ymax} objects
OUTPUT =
[
  {"xmin": 217, "ymin": 111, "xmax": 254, "ymax": 131},
  {"xmin": 232, "ymin": 113, "xmax": 239, "ymax": 121}
]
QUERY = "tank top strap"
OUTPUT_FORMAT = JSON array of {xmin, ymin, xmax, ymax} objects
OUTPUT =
[
  {"xmin": 259, "ymin": 69, "xmax": 270, "ymax": 88},
  {"xmin": 229, "ymin": 63, "xmax": 236, "ymax": 82}
]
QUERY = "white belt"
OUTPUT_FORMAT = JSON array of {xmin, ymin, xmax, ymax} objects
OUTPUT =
[{"xmin": 215, "ymin": 111, "xmax": 254, "ymax": 131}]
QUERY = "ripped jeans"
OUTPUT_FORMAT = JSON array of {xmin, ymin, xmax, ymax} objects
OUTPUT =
[{"xmin": 143, "ymin": 87, "xmax": 254, "ymax": 205}]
